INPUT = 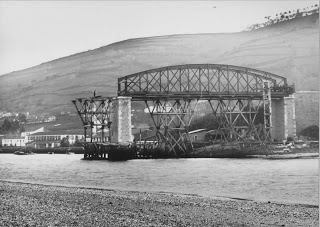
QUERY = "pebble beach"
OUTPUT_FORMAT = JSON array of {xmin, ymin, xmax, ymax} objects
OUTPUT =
[{"xmin": 0, "ymin": 181, "xmax": 318, "ymax": 227}]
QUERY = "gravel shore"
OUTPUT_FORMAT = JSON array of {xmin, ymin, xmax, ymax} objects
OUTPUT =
[{"xmin": 0, "ymin": 181, "xmax": 318, "ymax": 227}]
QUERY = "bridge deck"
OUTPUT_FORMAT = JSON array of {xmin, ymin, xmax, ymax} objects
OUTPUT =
[{"xmin": 122, "ymin": 91, "xmax": 291, "ymax": 101}]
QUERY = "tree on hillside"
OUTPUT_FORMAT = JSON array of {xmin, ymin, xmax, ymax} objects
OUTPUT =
[
  {"xmin": 10, "ymin": 120, "xmax": 20, "ymax": 133},
  {"xmin": 1, "ymin": 119, "xmax": 12, "ymax": 133},
  {"xmin": 17, "ymin": 113, "xmax": 28, "ymax": 123}
]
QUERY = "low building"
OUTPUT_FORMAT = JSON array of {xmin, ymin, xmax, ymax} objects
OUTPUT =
[
  {"xmin": 2, "ymin": 135, "xmax": 25, "ymax": 147},
  {"xmin": 189, "ymin": 129, "xmax": 207, "ymax": 142},
  {"xmin": 27, "ymin": 131, "xmax": 85, "ymax": 148}
]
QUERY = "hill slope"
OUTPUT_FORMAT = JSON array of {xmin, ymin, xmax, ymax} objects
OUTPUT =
[{"xmin": 0, "ymin": 14, "xmax": 318, "ymax": 115}]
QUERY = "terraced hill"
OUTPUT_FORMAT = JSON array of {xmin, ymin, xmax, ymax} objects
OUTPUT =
[{"xmin": 0, "ymin": 13, "xmax": 318, "ymax": 115}]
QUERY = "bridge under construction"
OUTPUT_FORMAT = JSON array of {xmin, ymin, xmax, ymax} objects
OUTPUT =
[{"xmin": 72, "ymin": 64, "xmax": 295, "ymax": 159}]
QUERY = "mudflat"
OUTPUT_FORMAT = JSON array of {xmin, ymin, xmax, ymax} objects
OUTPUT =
[{"xmin": 0, "ymin": 181, "xmax": 318, "ymax": 226}]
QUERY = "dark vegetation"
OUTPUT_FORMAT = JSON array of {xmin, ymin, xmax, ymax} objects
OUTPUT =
[
  {"xmin": 0, "ymin": 113, "xmax": 27, "ymax": 134},
  {"xmin": 189, "ymin": 106, "xmax": 265, "ymax": 131},
  {"xmin": 189, "ymin": 114, "xmax": 218, "ymax": 131},
  {"xmin": 245, "ymin": 4, "xmax": 319, "ymax": 31},
  {"xmin": 299, "ymin": 125, "xmax": 319, "ymax": 140}
]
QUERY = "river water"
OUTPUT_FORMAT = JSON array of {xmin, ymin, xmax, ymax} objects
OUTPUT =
[{"xmin": 0, "ymin": 154, "xmax": 318, "ymax": 205}]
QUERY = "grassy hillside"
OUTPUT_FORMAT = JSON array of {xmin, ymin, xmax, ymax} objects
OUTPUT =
[{"xmin": 0, "ymin": 13, "xmax": 318, "ymax": 115}]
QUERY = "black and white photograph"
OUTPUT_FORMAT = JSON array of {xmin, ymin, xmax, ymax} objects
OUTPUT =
[{"xmin": 0, "ymin": 0, "xmax": 319, "ymax": 226}]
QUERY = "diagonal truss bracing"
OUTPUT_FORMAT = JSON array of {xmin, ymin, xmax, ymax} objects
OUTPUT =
[
  {"xmin": 145, "ymin": 99, "xmax": 199, "ymax": 155},
  {"xmin": 117, "ymin": 64, "xmax": 294, "ymax": 155},
  {"xmin": 118, "ymin": 64, "xmax": 294, "ymax": 100},
  {"xmin": 206, "ymin": 80, "xmax": 272, "ymax": 146},
  {"xmin": 72, "ymin": 97, "xmax": 114, "ymax": 142}
]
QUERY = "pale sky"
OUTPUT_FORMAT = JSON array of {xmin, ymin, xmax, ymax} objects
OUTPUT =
[{"xmin": 0, "ymin": 0, "xmax": 317, "ymax": 75}]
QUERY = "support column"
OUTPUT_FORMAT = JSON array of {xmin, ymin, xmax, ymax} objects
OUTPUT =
[
  {"xmin": 90, "ymin": 102, "xmax": 97, "ymax": 136},
  {"xmin": 271, "ymin": 95, "xmax": 296, "ymax": 142},
  {"xmin": 284, "ymin": 95, "xmax": 296, "ymax": 139},
  {"xmin": 110, "ymin": 96, "xmax": 133, "ymax": 143}
]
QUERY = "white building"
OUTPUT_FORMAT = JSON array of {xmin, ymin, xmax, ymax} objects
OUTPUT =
[
  {"xmin": 2, "ymin": 136, "xmax": 25, "ymax": 147},
  {"xmin": 27, "ymin": 131, "xmax": 84, "ymax": 148}
]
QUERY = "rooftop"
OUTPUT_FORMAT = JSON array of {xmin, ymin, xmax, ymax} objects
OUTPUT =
[
  {"xmin": 189, "ymin": 129, "xmax": 207, "ymax": 134},
  {"xmin": 3, "ymin": 135, "xmax": 24, "ymax": 139},
  {"xmin": 31, "ymin": 131, "xmax": 84, "ymax": 136}
]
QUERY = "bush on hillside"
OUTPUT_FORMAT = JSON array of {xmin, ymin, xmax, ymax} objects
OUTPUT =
[{"xmin": 299, "ymin": 125, "xmax": 319, "ymax": 140}]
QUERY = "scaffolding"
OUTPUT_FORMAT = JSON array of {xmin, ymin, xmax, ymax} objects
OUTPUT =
[{"xmin": 72, "ymin": 97, "xmax": 114, "ymax": 143}]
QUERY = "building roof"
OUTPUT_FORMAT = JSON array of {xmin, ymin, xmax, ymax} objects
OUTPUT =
[
  {"xmin": 3, "ymin": 135, "xmax": 24, "ymax": 139},
  {"xmin": 206, "ymin": 129, "xmax": 222, "ymax": 135},
  {"xmin": 189, "ymin": 129, "xmax": 207, "ymax": 134},
  {"xmin": 27, "ymin": 140, "xmax": 61, "ymax": 144},
  {"xmin": 31, "ymin": 131, "xmax": 84, "ymax": 136}
]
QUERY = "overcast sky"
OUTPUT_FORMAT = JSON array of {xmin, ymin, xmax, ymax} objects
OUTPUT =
[{"xmin": 0, "ymin": 1, "xmax": 317, "ymax": 75}]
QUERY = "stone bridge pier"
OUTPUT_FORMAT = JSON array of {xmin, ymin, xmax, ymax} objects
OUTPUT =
[
  {"xmin": 271, "ymin": 95, "xmax": 296, "ymax": 142},
  {"xmin": 110, "ymin": 96, "xmax": 134, "ymax": 143}
]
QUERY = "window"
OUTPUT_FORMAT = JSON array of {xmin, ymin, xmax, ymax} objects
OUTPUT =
[{"xmin": 38, "ymin": 144, "xmax": 46, "ymax": 148}]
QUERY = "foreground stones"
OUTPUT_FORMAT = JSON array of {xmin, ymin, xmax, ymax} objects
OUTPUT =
[{"xmin": 0, "ymin": 181, "xmax": 318, "ymax": 227}]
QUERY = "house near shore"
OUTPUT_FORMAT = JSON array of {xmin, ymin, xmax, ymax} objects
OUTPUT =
[
  {"xmin": 1, "ymin": 127, "xmax": 45, "ymax": 147},
  {"xmin": 2, "ymin": 135, "xmax": 26, "ymax": 147},
  {"xmin": 189, "ymin": 129, "xmax": 207, "ymax": 142},
  {"xmin": 26, "ymin": 131, "xmax": 84, "ymax": 148}
]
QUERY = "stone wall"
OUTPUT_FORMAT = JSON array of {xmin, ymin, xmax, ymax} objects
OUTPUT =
[{"xmin": 295, "ymin": 91, "xmax": 319, "ymax": 134}]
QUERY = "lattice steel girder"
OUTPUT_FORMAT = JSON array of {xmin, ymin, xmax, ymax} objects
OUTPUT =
[
  {"xmin": 208, "ymin": 96, "xmax": 272, "ymax": 145},
  {"xmin": 118, "ymin": 64, "xmax": 294, "ymax": 100},
  {"xmin": 72, "ymin": 97, "xmax": 114, "ymax": 142},
  {"xmin": 145, "ymin": 99, "xmax": 199, "ymax": 155}
]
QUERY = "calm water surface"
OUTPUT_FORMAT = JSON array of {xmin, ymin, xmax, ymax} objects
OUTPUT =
[{"xmin": 0, "ymin": 154, "xmax": 318, "ymax": 205}]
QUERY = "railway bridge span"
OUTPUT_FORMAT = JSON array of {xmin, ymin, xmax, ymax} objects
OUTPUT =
[{"xmin": 73, "ymin": 64, "xmax": 296, "ymax": 157}]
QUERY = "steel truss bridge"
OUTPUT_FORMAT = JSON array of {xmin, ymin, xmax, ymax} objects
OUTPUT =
[{"xmin": 73, "ymin": 64, "xmax": 294, "ymax": 156}]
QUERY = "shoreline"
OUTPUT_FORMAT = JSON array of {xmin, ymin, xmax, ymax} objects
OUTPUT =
[
  {"xmin": 247, "ymin": 152, "xmax": 319, "ymax": 159},
  {"xmin": 1, "ymin": 151, "xmax": 318, "ymax": 160},
  {"xmin": 0, "ymin": 181, "xmax": 318, "ymax": 226},
  {"xmin": 1, "ymin": 179, "xmax": 318, "ymax": 207}
]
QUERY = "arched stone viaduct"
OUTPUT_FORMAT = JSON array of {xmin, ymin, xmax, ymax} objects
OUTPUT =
[{"xmin": 73, "ymin": 64, "xmax": 296, "ymax": 156}]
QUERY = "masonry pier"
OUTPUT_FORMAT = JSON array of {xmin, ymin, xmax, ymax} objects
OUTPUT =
[{"xmin": 271, "ymin": 95, "xmax": 296, "ymax": 141}]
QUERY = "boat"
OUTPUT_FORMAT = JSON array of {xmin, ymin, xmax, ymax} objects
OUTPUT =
[
  {"xmin": 14, "ymin": 150, "xmax": 35, "ymax": 155},
  {"xmin": 14, "ymin": 147, "xmax": 35, "ymax": 155}
]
